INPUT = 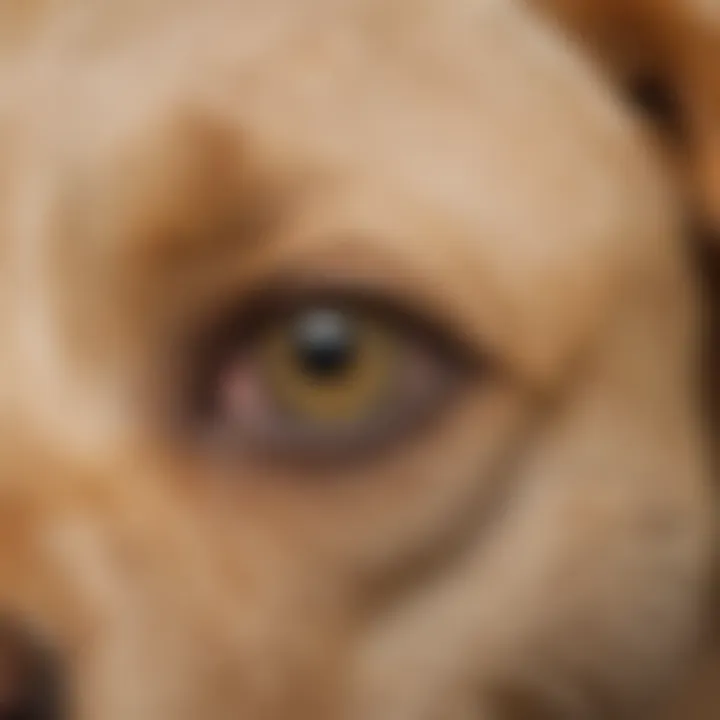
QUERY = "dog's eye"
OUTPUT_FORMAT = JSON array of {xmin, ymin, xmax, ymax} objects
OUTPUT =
[
  {"xmin": 191, "ymin": 295, "xmax": 469, "ymax": 463},
  {"xmin": 257, "ymin": 309, "xmax": 398, "ymax": 424}
]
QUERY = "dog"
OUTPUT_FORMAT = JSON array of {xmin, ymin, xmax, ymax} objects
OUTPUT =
[{"xmin": 0, "ymin": 0, "xmax": 713, "ymax": 718}]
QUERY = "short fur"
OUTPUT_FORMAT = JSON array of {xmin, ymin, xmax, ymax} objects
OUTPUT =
[{"xmin": 0, "ymin": 1, "xmax": 713, "ymax": 718}]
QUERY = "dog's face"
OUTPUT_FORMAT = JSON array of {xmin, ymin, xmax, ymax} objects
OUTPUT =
[{"xmin": 0, "ymin": 1, "xmax": 712, "ymax": 718}]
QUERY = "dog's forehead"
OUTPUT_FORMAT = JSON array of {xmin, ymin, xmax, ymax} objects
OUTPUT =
[{"xmin": 13, "ymin": 0, "xmax": 680, "ymax": 382}]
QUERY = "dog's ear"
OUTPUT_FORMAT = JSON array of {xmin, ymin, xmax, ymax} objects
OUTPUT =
[{"xmin": 526, "ymin": 0, "xmax": 720, "ymax": 245}]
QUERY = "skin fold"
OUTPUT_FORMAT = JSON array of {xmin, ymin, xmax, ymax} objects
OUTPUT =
[{"xmin": 521, "ymin": 2, "xmax": 720, "ymax": 715}]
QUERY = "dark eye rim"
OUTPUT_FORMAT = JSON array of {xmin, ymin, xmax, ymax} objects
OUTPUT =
[
  {"xmin": 181, "ymin": 280, "xmax": 486, "ymax": 466},
  {"xmin": 197, "ymin": 282, "xmax": 482, "ymax": 356}
]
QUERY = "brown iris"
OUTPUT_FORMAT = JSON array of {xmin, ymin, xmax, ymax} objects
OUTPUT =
[{"xmin": 261, "ymin": 308, "xmax": 397, "ymax": 425}]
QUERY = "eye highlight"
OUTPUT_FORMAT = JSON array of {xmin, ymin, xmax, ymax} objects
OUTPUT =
[{"xmin": 189, "ymin": 290, "xmax": 476, "ymax": 464}]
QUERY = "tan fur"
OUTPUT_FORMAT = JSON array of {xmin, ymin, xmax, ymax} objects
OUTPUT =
[
  {"xmin": 0, "ymin": 0, "xmax": 713, "ymax": 718},
  {"xmin": 525, "ymin": 0, "xmax": 720, "ymax": 238},
  {"xmin": 519, "ymin": 3, "xmax": 720, "ymax": 714}
]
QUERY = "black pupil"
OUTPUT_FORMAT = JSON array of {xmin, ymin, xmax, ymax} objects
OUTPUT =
[{"xmin": 291, "ymin": 309, "xmax": 358, "ymax": 380}]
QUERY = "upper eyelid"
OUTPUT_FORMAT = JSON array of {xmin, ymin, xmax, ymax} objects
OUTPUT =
[
  {"xmin": 190, "ymin": 277, "xmax": 489, "ymax": 375},
  {"xmin": 155, "ymin": 232, "xmax": 534, "ymax": 394}
]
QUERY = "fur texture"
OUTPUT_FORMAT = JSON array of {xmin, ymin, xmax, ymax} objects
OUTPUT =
[
  {"xmin": 526, "ymin": 0, "xmax": 720, "ymax": 240},
  {"xmin": 0, "ymin": 1, "xmax": 713, "ymax": 718}
]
